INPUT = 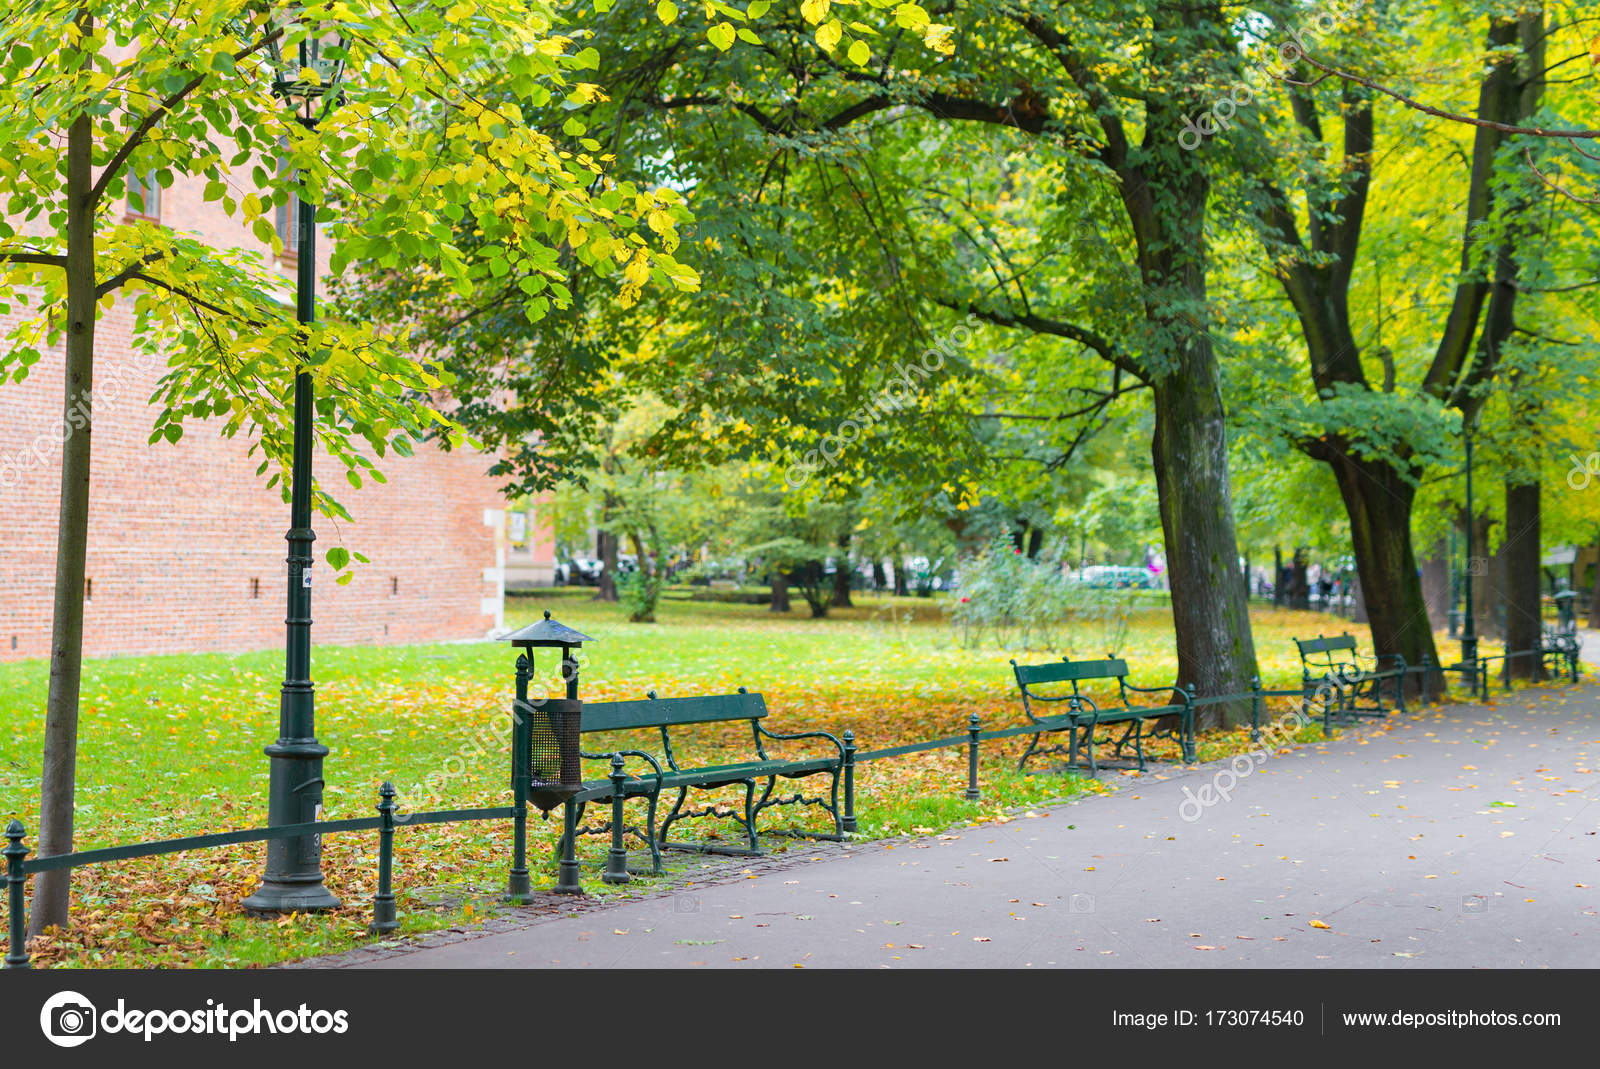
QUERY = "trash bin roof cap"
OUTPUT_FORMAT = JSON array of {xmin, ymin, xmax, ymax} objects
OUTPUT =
[{"xmin": 502, "ymin": 610, "xmax": 595, "ymax": 648}]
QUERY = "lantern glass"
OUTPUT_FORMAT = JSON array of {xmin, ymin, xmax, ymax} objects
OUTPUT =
[{"xmin": 263, "ymin": 9, "xmax": 348, "ymax": 105}]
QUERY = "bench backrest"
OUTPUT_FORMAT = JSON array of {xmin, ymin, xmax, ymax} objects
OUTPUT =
[
  {"xmin": 579, "ymin": 690, "xmax": 768, "ymax": 733},
  {"xmin": 1011, "ymin": 658, "xmax": 1129, "ymax": 687},
  {"xmin": 1295, "ymin": 633, "xmax": 1358, "ymax": 658}
]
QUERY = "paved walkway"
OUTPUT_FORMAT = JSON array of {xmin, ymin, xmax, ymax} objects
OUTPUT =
[{"xmin": 314, "ymin": 678, "xmax": 1600, "ymax": 969}]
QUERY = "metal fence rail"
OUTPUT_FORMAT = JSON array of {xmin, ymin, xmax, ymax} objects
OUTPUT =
[{"xmin": 3, "ymin": 650, "xmax": 1584, "ymax": 969}]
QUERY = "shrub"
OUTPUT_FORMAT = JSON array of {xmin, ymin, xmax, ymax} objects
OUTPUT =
[{"xmin": 945, "ymin": 532, "xmax": 1133, "ymax": 654}]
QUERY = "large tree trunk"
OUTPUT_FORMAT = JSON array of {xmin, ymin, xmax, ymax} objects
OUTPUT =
[
  {"xmin": 1324, "ymin": 453, "xmax": 1441, "ymax": 698},
  {"xmin": 871, "ymin": 558, "xmax": 887, "ymax": 592},
  {"xmin": 1149, "ymin": 354, "xmax": 1258, "ymax": 730},
  {"xmin": 32, "ymin": 102, "xmax": 96, "ymax": 936},
  {"xmin": 1503, "ymin": 482, "xmax": 1543, "ymax": 680}
]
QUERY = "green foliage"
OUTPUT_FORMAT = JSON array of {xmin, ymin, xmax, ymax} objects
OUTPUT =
[
  {"xmin": 0, "ymin": 0, "xmax": 699, "ymax": 531},
  {"xmin": 615, "ymin": 568, "xmax": 662, "ymax": 622}
]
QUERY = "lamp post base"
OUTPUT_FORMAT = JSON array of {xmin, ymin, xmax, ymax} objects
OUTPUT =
[{"xmin": 242, "ymin": 879, "xmax": 341, "ymax": 915}]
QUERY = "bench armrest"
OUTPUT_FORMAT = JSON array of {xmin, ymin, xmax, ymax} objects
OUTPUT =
[
  {"xmin": 756, "ymin": 724, "xmax": 845, "ymax": 761},
  {"xmin": 580, "ymin": 748, "xmax": 664, "ymax": 787}
]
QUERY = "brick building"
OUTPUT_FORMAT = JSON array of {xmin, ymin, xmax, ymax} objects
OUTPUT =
[{"xmin": 0, "ymin": 164, "xmax": 554, "ymax": 663}]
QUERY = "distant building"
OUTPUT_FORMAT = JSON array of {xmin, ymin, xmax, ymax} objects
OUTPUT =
[{"xmin": 0, "ymin": 162, "xmax": 554, "ymax": 662}]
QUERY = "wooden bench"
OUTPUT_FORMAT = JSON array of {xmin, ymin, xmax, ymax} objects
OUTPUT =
[
  {"xmin": 1293, "ymin": 633, "xmax": 1406, "ymax": 730},
  {"xmin": 1010, "ymin": 658, "xmax": 1195, "ymax": 775},
  {"xmin": 558, "ymin": 689, "xmax": 848, "ymax": 874}
]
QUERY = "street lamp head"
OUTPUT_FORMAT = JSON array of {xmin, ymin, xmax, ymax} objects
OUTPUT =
[
  {"xmin": 502, "ymin": 610, "xmax": 596, "ymax": 652},
  {"xmin": 262, "ymin": 6, "xmax": 349, "ymax": 115}
]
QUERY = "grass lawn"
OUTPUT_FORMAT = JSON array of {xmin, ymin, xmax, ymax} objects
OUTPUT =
[{"xmin": 0, "ymin": 591, "xmax": 1500, "ymax": 967}]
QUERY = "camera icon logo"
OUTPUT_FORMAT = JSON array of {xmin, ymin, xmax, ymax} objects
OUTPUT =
[
  {"xmin": 39, "ymin": 991, "xmax": 97, "ymax": 1048},
  {"xmin": 674, "ymin": 894, "xmax": 700, "ymax": 914},
  {"xmin": 1461, "ymin": 896, "xmax": 1489, "ymax": 915},
  {"xmin": 1069, "ymin": 893, "xmax": 1096, "ymax": 914}
]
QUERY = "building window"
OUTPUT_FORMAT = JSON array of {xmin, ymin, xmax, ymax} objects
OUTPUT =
[
  {"xmin": 125, "ymin": 170, "xmax": 161, "ymax": 222},
  {"xmin": 250, "ymin": 577, "xmax": 261, "ymax": 599}
]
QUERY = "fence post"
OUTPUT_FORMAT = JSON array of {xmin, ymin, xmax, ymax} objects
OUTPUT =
[
  {"xmin": 1393, "ymin": 655, "xmax": 1407, "ymax": 714},
  {"xmin": 506, "ymin": 654, "xmax": 533, "ymax": 904},
  {"xmin": 1249, "ymin": 677, "xmax": 1262, "ymax": 745},
  {"xmin": 602, "ymin": 755, "xmax": 630, "ymax": 885},
  {"xmin": 841, "ymin": 731, "xmax": 858, "ymax": 834},
  {"xmin": 369, "ymin": 783, "xmax": 399, "ymax": 935},
  {"xmin": 964, "ymin": 714, "xmax": 982, "ymax": 801},
  {"xmin": 5, "ymin": 821, "xmax": 29, "ymax": 969},
  {"xmin": 1419, "ymin": 654, "xmax": 1432, "ymax": 706}
]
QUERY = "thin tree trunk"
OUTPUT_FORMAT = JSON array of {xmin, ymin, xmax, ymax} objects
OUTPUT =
[
  {"xmin": 595, "ymin": 530, "xmax": 618, "ymax": 601},
  {"xmin": 871, "ymin": 558, "xmax": 887, "ymax": 592},
  {"xmin": 893, "ymin": 558, "xmax": 908, "ymax": 597},
  {"xmin": 832, "ymin": 532, "xmax": 852, "ymax": 608},
  {"xmin": 32, "ymin": 97, "xmax": 95, "ymax": 936},
  {"xmin": 1504, "ymin": 482, "xmax": 1543, "ymax": 680},
  {"xmin": 769, "ymin": 570, "xmax": 790, "ymax": 613}
]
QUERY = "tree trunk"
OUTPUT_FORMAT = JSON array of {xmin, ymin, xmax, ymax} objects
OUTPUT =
[
  {"xmin": 1419, "ymin": 539, "xmax": 1450, "ymax": 631},
  {"xmin": 1503, "ymin": 481, "xmax": 1543, "ymax": 680},
  {"xmin": 593, "ymin": 526, "xmax": 618, "ymax": 602},
  {"xmin": 1325, "ymin": 453, "xmax": 1441, "ymax": 698},
  {"xmin": 769, "ymin": 570, "xmax": 791, "ymax": 613},
  {"xmin": 893, "ymin": 558, "xmax": 908, "ymax": 597},
  {"xmin": 1149, "ymin": 360, "xmax": 1258, "ymax": 730},
  {"xmin": 832, "ymin": 532, "xmax": 853, "ymax": 608},
  {"xmin": 871, "ymin": 558, "xmax": 887, "ymax": 592},
  {"xmin": 32, "ymin": 101, "xmax": 96, "ymax": 936},
  {"xmin": 1273, "ymin": 545, "xmax": 1283, "ymax": 607},
  {"xmin": 1289, "ymin": 548, "xmax": 1311, "ymax": 610}
]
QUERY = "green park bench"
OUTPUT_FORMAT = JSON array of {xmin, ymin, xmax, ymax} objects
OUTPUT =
[
  {"xmin": 558, "ymin": 688, "xmax": 849, "ymax": 875},
  {"xmin": 1010, "ymin": 657, "xmax": 1195, "ymax": 776},
  {"xmin": 1293, "ymin": 633, "xmax": 1406, "ymax": 730}
]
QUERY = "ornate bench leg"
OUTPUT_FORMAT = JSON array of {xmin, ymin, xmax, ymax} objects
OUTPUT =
[
  {"xmin": 642, "ymin": 790, "xmax": 663, "ymax": 874},
  {"xmin": 658, "ymin": 787, "xmax": 689, "ymax": 849},
  {"xmin": 740, "ymin": 779, "xmax": 760, "ymax": 853}
]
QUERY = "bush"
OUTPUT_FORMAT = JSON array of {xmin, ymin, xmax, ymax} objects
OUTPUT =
[
  {"xmin": 945, "ymin": 532, "xmax": 1132, "ymax": 654},
  {"xmin": 616, "ymin": 570, "xmax": 662, "ymax": 623}
]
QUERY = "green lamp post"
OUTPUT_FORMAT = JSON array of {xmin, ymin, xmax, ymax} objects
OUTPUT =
[
  {"xmin": 243, "ymin": 9, "xmax": 348, "ymax": 915},
  {"xmin": 1459, "ymin": 409, "xmax": 1479, "ymax": 678}
]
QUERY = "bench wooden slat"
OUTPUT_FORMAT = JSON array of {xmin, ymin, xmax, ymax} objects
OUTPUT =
[
  {"xmin": 1011, "ymin": 658, "xmax": 1129, "ymax": 685},
  {"xmin": 1294, "ymin": 634, "xmax": 1358, "ymax": 656},
  {"xmin": 580, "ymin": 691, "xmax": 767, "ymax": 731}
]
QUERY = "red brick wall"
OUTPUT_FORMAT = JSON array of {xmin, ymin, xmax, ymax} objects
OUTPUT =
[{"xmin": 0, "ymin": 173, "xmax": 507, "ymax": 661}]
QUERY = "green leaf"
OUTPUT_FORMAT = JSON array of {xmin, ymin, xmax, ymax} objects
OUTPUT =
[
  {"xmin": 656, "ymin": 0, "xmax": 678, "ymax": 23},
  {"xmin": 707, "ymin": 22, "xmax": 736, "ymax": 51},
  {"xmin": 327, "ymin": 546, "xmax": 350, "ymax": 571}
]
